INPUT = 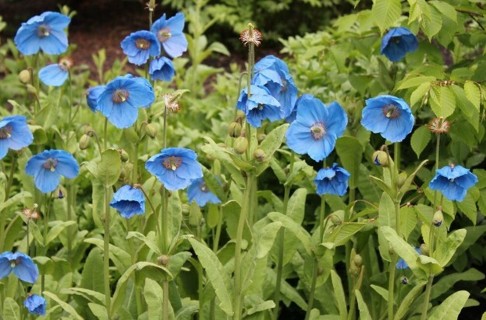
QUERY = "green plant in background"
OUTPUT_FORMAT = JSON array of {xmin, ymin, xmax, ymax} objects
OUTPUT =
[{"xmin": 0, "ymin": 0, "xmax": 485, "ymax": 319}]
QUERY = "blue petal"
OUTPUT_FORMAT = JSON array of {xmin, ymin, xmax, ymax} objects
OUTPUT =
[
  {"xmin": 163, "ymin": 32, "xmax": 187, "ymax": 58},
  {"xmin": 0, "ymin": 254, "xmax": 12, "ymax": 280},
  {"xmin": 34, "ymin": 168, "xmax": 61, "ymax": 193},
  {"xmin": 24, "ymin": 294, "xmax": 47, "ymax": 316},
  {"xmin": 39, "ymin": 64, "xmax": 68, "ymax": 86},
  {"xmin": 39, "ymin": 29, "xmax": 68, "ymax": 55},
  {"xmin": 86, "ymin": 85, "xmax": 106, "ymax": 112},
  {"xmin": 53, "ymin": 151, "xmax": 79, "ymax": 179},
  {"xmin": 106, "ymin": 103, "xmax": 139, "ymax": 129},
  {"xmin": 149, "ymin": 57, "xmax": 175, "ymax": 82},
  {"xmin": 166, "ymin": 12, "xmax": 185, "ymax": 35},
  {"xmin": 11, "ymin": 252, "xmax": 39, "ymax": 283}
]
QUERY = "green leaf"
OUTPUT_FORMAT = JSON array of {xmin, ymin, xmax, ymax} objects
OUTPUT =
[
  {"xmin": 188, "ymin": 238, "xmax": 233, "ymax": 316},
  {"xmin": 355, "ymin": 290, "xmax": 372, "ymax": 320},
  {"xmin": 62, "ymin": 287, "xmax": 105, "ymax": 305},
  {"xmin": 434, "ymin": 229, "xmax": 466, "ymax": 267},
  {"xmin": 396, "ymin": 76, "xmax": 436, "ymax": 91},
  {"xmin": 286, "ymin": 188, "xmax": 307, "ymax": 223},
  {"xmin": 44, "ymin": 291, "xmax": 84, "ymax": 320},
  {"xmin": 267, "ymin": 212, "xmax": 312, "ymax": 255},
  {"xmin": 2, "ymin": 297, "xmax": 20, "ymax": 320},
  {"xmin": 369, "ymin": 175, "xmax": 395, "ymax": 200},
  {"xmin": 46, "ymin": 220, "xmax": 76, "ymax": 245},
  {"xmin": 430, "ymin": 1, "xmax": 457, "ymax": 22},
  {"xmin": 84, "ymin": 238, "xmax": 132, "ymax": 273},
  {"xmin": 88, "ymin": 303, "xmax": 109, "ymax": 320},
  {"xmin": 464, "ymin": 81, "xmax": 481, "ymax": 112},
  {"xmin": 336, "ymin": 136, "xmax": 364, "ymax": 188},
  {"xmin": 370, "ymin": 284, "xmax": 388, "ymax": 302},
  {"xmin": 400, "ymin": 206, "xmax": 417, "ymax": 240},
  {"xmin": 331, "ymin": 270, "xmax": 348, "ymax": 320},
  {"xmin": 80, "ymin": 247, "xmax": 105, "ymax": 295},
  {"xmin": 372, "ymin": 0, "xmax": 401, "ymax": 33},
  {"xmin": 0, "ymin": 191, "xmax": 32, "ymax": 212},
  {"xmin": 255, "ymin": 221, "xmax": 282, "ymax": 259},
  {"xmin": 429, "ymin": 290, "xmax": 470, "ymax": 320},
  {"xmin": 430, "ymin": 86, "xmax": 455, "ymax": 118},
  {"xmin": 323, "ymin": 222, "xmax": 367, "ymax": 248},
  {"xmin": 410, "ymin": 82, "xmax": 432, "ymax": 107},
  {"xmin": 418, "ymin": 255, "xmax": 443, "ymax": 275},
  {"xmin": 457, "ymin": 193, "xmax": 477, "ymax": 224},
  {"xmin": 85, "ymin": 149, "xmax": 122, "ymax": 186},
  {"xmin": 144, "ymin": 278, "xmax": 163, "ymax": 320},
  {"xmin": 431, "ymin": 268, "xmax": 484, "ymax": 300},
  {"xmin": 378, "ymin": 192, "xmax": 396, "ymax": 228},
  {"xmin": 394, "ymin": 282, "xmax": 426, "ymax": 320},
  {"xmin": 127, "ymin": 231, "xmax": 161, "ymax": 255},
  {"xmin": 411, "ymin": 126, "xmax": 431, "ymax": 158},
  {"xmin": 255, "ymin": 123, "xmax": 289, "ymax": 175}
]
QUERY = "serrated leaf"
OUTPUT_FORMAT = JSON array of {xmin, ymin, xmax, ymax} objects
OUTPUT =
[
  {"xmin": 430, "ymin": 86, "xmax": 455, "ymax": 118},
  {"xmin": 396, "ymin": 76, "xmax": 436, "ymax": 91},
  {"xmin": 464, "ymin": 81, "xmax": 481, "ymax": 112},
  {"xmin": 430, "ymin": 1, "xmax": 457, "ymax": 22},
  {"xmin": 429, "ymin": 290, "xmax": 470, "ymax": 320},
  {"xmin": 372, "ymin": 0, "xmax": 401, "ymax": 33},
  {"xmin": 411, "ymin": 126, "xmax": 431, "ymax": 158}
]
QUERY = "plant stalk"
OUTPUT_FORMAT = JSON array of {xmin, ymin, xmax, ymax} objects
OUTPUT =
[
  {"xmin": 103, "ymin": 186, "xmax": 112, "ymax": 318},
  {"xmin": 304, "ymin": 257, "xmax": 319, "ymax": 320}
]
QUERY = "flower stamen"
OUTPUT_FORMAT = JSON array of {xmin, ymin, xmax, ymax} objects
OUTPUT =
[
  {"xmin": 0, "ymin": 125, "xmax": 13, "ymax": 139},
  {"xmin": 163, "ymin": 156, "xmax": 182, "ymax": 171},
  {"xmin": 42, "ymin": 158, "xmax": 58, "ymax": 172},
  {"xmin": 112, "ymin": 89, "xmax": 129, "ymax": 103},
  {"xmin": 135, "ymin": 38, "xmax": 151, "ymax": 50},
  {"xmin": 200, "ymin": 182, "xmax": 208, "ymax": 192},
  {"xmin": 158, "ymin": 28, "xmax": 172, "ymax": 42},
  {"xmin": 310, "ymin": 122, "xmax": 326, "ymax": 140},
  {"xmin": 37, "ymin": 24, "xmax": 50, "ymax": 37},
  {"xmin": 383, "ymin": 104, "xmax": 400, "ymax": 119}
]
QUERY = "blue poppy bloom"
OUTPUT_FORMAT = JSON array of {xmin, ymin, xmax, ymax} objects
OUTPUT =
[
  {"xmin": 286, "ymin": 95, "xmax": 347, "ymax": 162},
  {"xmin": 0, "ymin": 115, "xmax": 33, "ymax": 159},
  {"xmin": 0, "ymin": 251, "xmax": 39, "ymax": 283},
  {"xmin": 149, "ymin": 57, "xmax": 175, "ymax": 81},
  {"xmin": 97, "ymin": 75, "xmax": 155, "ymax": 128},
  {"xmin": 187, "ymin": 178, "xmax": 221, "ymax": 207},
  {"xmin": 121, "ymin": 30, "xmax": 161, "ymax": 66},
  {"xmin": 253, "ymin": 55, "xmax": 298, "ymax": 119},
  {"xmin": 314, "ymin": 164, "xmax": 350, "ymax": 196},
  {"xmin": 237, "ymin": 85, "xmax": 281, "ymax": 128},
  {"xmin": 145, "ymin": 147, "xmax": 203, "ymax": 191},
  {"xmin": 86, "ymin": 85, "xmax": 106, "ymax": 112},
  {"xmin": 151, "ymin": 12, "xmax": 188, "ymax": 58},
  {"xmin": 361, "ymin": 95, "xmax": 414, "ymax": 143},
  {"xmin": 14, "ymin": 11, "xmax": 70, "ymax": 55},
  {"xmin": 39, "ymin": 57, "xmax": 72, "ymax": 86},
  {"xmin": 396, "ymin": 247, "xmax": 421, "ymax": 270},
  {"xmin": 429, "ymin": 164, "xmax": 478, "ymax": 202},
  {"xmin": 25, "ymin": 149, "xmax": 79, "ymax": 193},
  {"xmin": 24, "ymin": 294, "xmax": 46, "ymax": 316},
  {"xmin": 381, "ymin": 27, "xmax": 418, "ymax": 62},
  {"xmin": 110, "ymin": 185, "xmax": 145, "ymax": 218}
]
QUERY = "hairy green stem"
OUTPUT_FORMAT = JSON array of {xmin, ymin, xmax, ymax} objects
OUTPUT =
[
  {"xmin": 212, "ymin": 206, "xmax": 223, "ymax": 252},
  {"xmin": 67, "ymin": 183, "xmax": 73, "ymax": 258},
  {"xmin": 4, "ymin": 154, "xmax": 17, "ymax": 200},
  {"xmin": 420, "ymin": 276, "xmax": 434, "ymax": 320},
  {"xmin": 304, "ymin": 257, "xmax": 319, "ymax": 320},
  {"xmin": 163, "ymin": 280, "xmax": 170, "ymax": 320},
  {"xmin": 41, "ymin": 195, "xmax": 52, "ymax": 294},
  {"xmin": 103, "ymin": 186, "xmax": 112, "ymax": 318}
]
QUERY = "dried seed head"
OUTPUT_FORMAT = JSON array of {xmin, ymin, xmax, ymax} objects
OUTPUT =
[
  {"xmin": 163, "ymin": 93, "xmax": 180, "ymax": 113},
  {"xmin": 240, "ymin": 23, "xmax": 262, "ymax": 47},
  {"xmin": 428, "ymin": 117, "xmax": 450, "ymax": 134}
]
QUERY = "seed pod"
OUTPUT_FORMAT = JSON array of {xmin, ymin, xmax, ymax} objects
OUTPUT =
[
  {"xmin": 257, "ymin": 133, "xmax": 266, "ymax": 142},
  {"xmin": 329, "ymin": 214, "xmax": 342, "ymax": 226},
  {"xmin": 373, "ymin": 150, "xmax": 389, "ymax": 167},
  {"xmin": 234, "ymin": 137, "xmax": 248, "ymax": 154},
  {"xmin": 79, "ymin": 134, "xmax": 90, "ymax": 150},
  {"xmin": 119, "ymin": 149, "xmax": 129, "ymax": 162},
  {"xmin": 420, "ymin": 243, "xmax": 429, "ymax": 256}
]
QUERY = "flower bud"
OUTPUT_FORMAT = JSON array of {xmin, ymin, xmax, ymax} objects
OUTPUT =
[
  {"xmin": 420, "ymin": 243, "xmax": 429, "ymax": 256},
  {"xmin": 253, "ymin": 148, "xmax": 266, "ymax": 162},
  {"xmin": 397, "ymin": 172, "xmax": 407, "ymax": 188},
  {"xmin": 235, "ymin": 110, "xmax": 246, "ymax": 123},
  {"xmin": 234, "ymin": 137, "xmax": 248, "ymax": 154},
  {"xmin": 228, "ymin": 122, "xmax": 242, "ymax": 138},
  {"xmin": 157, "ymin": 255, "xmax": 170, "ymax": 266},
  {"xmin": 353, "ymin": 254, "xmax": 363, "ymax": 268},
  {"xmin": 257, "ymin": 133, "xmax": 266, "ymax": 142},
  {"xmin": 401, "ymin": 276, "xmax": 409, "ymax": 285},
  {"xmin": 329, "ymin": 214, "xmax": 342, "ymax": 226},
  {"xmin": 19, "ymin": 69, "xmax": 31, "ymax": 84},
  {"xmin": 373, "ymin": 150, "xmax": 389, "ymax": 167},
  {"xmin": 432, "ymin": 210, "xmax": 443, "ymax": 227},
  {"xmin": 119, "ymin": 149, "xmax": 129, "ymax": 162},
  {"xmin": 79, "ymin": 134, "xmax": 90, "ymax": 150},
  {"xmin": 144, "ymin": 123, "xmax": 157, "ymax": 139}
]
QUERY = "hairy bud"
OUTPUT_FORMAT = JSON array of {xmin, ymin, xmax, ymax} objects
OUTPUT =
[{"xmin": 234, "ymin": 137, "xmax": 248, "ymax": 154}]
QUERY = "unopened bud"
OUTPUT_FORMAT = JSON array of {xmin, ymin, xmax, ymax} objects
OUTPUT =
[
  {"xmin": 257, "ymin": 133, "xmax": 266, "ymax": 142},
  {"xmin": 373, "ymin": 150, "xmax": 389, "ymax": 167},
  {"xmin": 353, "ymin": 254, "xmax": 363, "ymax": 268},
  {"xmin": 235, "ymin": 110, "xmax": 246, "ymax": 123},
  {"xmin": 420, "ymin": 243, "xmax": 429, "ymax": 256},
  {"xmin": 234, "ymin": 137, "xmax": 248, "ymax": 154},
  {"xmin": 79, "ymin": 134, "xmax": 90, "ymax": 150},
  {"xmin": 157, "ymin": 255, "xmax": 170, "ymax": 266},
  {"xmin": 119, "ymin": 149, "xmax": 129, "ymax": 162},
  {"xmin": 253, "ymin": 148, "xmax": 266, "ymax": 162},
  {"xmin": 329, "ymin": 214, "xmax": 342, "ymax": 226},
  {"xmin": 401, "ymin": 276, "xmax": 409, "ymax": 285},
  {"xmin": 228, "ymin": 122, "xmax": 242, "ymax": 138},
  {"xmin": 144, "ymin": 123, "xmax": 157, "ymax": 139},
  {"xmin": 432, "ymin": 210, "xmax": 443, "ymax": 227},
  {"xmin": 19, "ymin": 69, "xmax": 31, "ymax": 84},
  {"xmin": 397, "ymin": 172, "xmax": 407, "ymax": 187}
]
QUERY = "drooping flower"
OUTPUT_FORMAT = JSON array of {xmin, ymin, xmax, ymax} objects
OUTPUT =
[
  {"xmin": 314, "ymin": 164, "xmax": 350, "ymax": 196},
  {"xmin": 24, "ymin": 294, "xmax": 46, "ymax": 316},
  {"xmin": 39, "ymin": 57, "xmax": 73, "ymax": 86},
  {"xmin": 0, "ymin": 251, "xmax": 39, "ymax": 283},
  {"xmin": 396, "ymin": 247, "xmax": 421, "ymax": 270},
  {"xmin": 286, "ymin": 95, "xmax": 347, "ymax": 162},
  {"xmin": 86, "ymin": 85, "xmax": 106, "ymax": 112},
  {"xmin": 14, "ymin": 11, "xmax": 71, "ymax": 55},
  {"xmin": 361, "ymin": 95, "xmax": 414, "ymax": 143},
  {"xmin": 97, "ymin": 75, "xmax": 155, "ymax": 128},
  {"xmin": 110, "ymin": 185, "xmax": 145, "ymax": 218},
  {"xmin": 237, "ymin": 85, "xmax": 281, "ymax": 128},
  {"xmin": 149, "ymin": 57, "xmax": 175, "ymax": 81},
  {"xmin": 381, "ymin": 27, "xmax": 418, "ymax": 62},
  {"xmin": 121, "ymin": 30, "xmax": 161, "ymax": 65},
  {"xmin": 187, "ymin": 178, "xmax": 221, "ymax": 207},
  {"xmin": 145, "ymin": 147, "xmax": 203, "ymax": 191},
  {"xmin": 252, "ymin": 55, "xmax": 298, "ymax": 119},
  {"xmin": 429, "ymin": 164, "xmax": 478, "ymax": 202},
  {"xmin": 25, "ymin": 149, "xmax": 79, "ymax": 193},
  {"xmin": 0, "ymin": 115, "xmax": 33, "ymax": 159},
  {"xmin": 151, "ymin": 12, "xmax": 188, "ymax": 58}
]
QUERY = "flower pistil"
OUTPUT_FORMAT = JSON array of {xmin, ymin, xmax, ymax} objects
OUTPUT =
[
  {"xmin": 112, "ymin": 89, "xmax": 129, "ymax": 103},
  {"xmin": 310, "ymin": 122, "xmax": 326, "ymax": 140},
  {"xmin": 42, "ymin": 158, "xmax": 58, "ymax": 172},
  {"xmin": 383, "ymin": 104, "xmax": 401, "ymax": 119},
  {"xmin": 163, "ymin": 156, "xmax": 182, "ymax": 171},
  {"xmin": 0, "ymin": 126, "xmax": 12, "ymax": 139}
]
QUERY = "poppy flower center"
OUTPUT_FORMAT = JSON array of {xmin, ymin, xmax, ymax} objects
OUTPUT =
[
  {"xmin": 42, "ymin": 158, "xmax": 58, "ymax": 172},
  {"xmin": 310, "ymin": 122, "xmax": 326, "ymax": 140},
  {"xmin": 0, "ymin": 125, "xmax": 12, "ymax": 139},
  {"xmin": 199, "ymin": 182, "xmax": 208, "ymax": 192},
  {"xmin": 257, "ymin": 104, "xmax": 264, "ymax": 110},
  {"xmin": 135, "ymin": 38, "xmax": 151, "ymax": 50},
  {"xmin": 37, "ymin": 24, "xmax": 51, "ymax": 38},
  {"xmin": 163, "ymin": 156, "xmax": 182, "ymax": 171},
  {"xmin": 59, "ymin": 57, "xmax": 73, "ymax": 71},
  {"xmin": 383, "ymin": 104, "xmax": 401, "ymax": 119},
  {"xmin": 158, "ymin": 28, "xmax": 172, "ymax": 42},
  {"xmin": 281, "ymin": 79, "xmax": 288, "ymax": 92},
  {"xmin": 391, "ymin": 37, "xmax": 401, "ymax": 44},
  {"xmin": 112, "ymin": 89, "xmax": 129, "ymax": 103}
]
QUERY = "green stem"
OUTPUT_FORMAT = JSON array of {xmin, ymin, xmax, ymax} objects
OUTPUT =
[
  {"xmin": 233, "ymin": 173, "xmax": 253, "ymax": 320},
  {"xmin": 160, "ymin": 188, "xmax": 169, "ymax": 253},
  {"xmin": 433, "ymin": 134, "xmax": 441, "ymax": 206},
  {"xmin": 103, "ymin": 118, "xmax": 108, "ymax": 151},
  {"xmin": 163, "ymin": 280, "xmax": 169, "ymax": 320},
  {"xmin": 67, "ymin": 183, "xmax": 73, "ymax": 258},
  {"xmin": 4, "ymin": 154, "xmax": 17, "ymax": 199},
  {"xmin": 420, "ymin": 276, "xmax": 434, "ymax": 320},
  {"xmin": 304, "ymin": 257, "xmax": 318, "ymax": 320},
  {"xmin": 103, "ymin": 186, "xmax": 112, "ymax": 318},
  {"xmin": 387, "ymin": 255, "xmax": 398, "ymax": 320},
  {"xmin": 41, "ymin": 195, "xmax": 52, "ymax": 294},
  {"xmin": 212, "ymin": 206, "xmax": 223, "ymax": 252}
]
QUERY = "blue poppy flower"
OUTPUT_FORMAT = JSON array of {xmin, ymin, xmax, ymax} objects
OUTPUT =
[
  {"xmin": 187, "ymin": 178, "xmax": 221, "ymax": 207},
  {"xmin": 253, "ymin": 55, "xmax": 298, "ymax": 119},
  {"xmin": 0, "ymin": 251, "xmax": 39, "ymax": 283},
  {"xmin": 396, "ymin": 247, "xmax": 421, "ymax": 270},
  {"xmin": 121, "ymin": 30, "xmax": 161, "ymax": 66},
  {"xmin": 97, "ymin": 75, "xmax": 155, "ymax": 128},
  {"xmin": 149, "ymin": 57, "xmax": 175, "ymax": 81},
  {"xmin": 151, "ymin": 12, "xmax": 188, "ymax": 58},
  {"xmin": 314, "ymin": 163, "xmax": 350, "ymax": 196},
  {"xmin": 381, "ymin": 27, "xmax": 418, "ymax": 62},
  {"xmin": 110, "ymin": 185, "xmax": 145, "ymax": 218},
  {"xmin": 429, "ymin": 164, "xmax": 478, "ymax": 202},
  {"xmin": 86, "ymin": 85, "xmax": 106, "ymax": 112},
  {"xmin": 0, "ymin": 115, "xmax": 33, "ymax": 159},
  {"xmin": 25, "ymin": 149, "xmax": 79, "ymax": 193},
  {"xmin": 24, "ymin": 294, "xmax": 46, "ymax": 316},
  {"xmin": 39, "ymin": 57, "xmax": 72, "ymax": 86},
  {"xmin": 14, "ymin": 11, "xmax": 70, "ymax": 55},
  {"xmin": 145, "ymin": 147, "xmax": 203, "ymax": 191},
  {"xmin": 361, "ymin": 95, "xmax": 414, "ymax": 143},
  {"xmin": 237, "ymin": 85, "xmax": 281, "ymax": 128},
  {"xmin": 286, "ymin": 95, "xmax": 347, "ymax": 162}
]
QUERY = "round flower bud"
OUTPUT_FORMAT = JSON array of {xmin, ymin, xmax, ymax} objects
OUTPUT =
[
  {"xmin": 234, "ymin": 137, "xmax": 248, "ymax": 154},
  {"xmin": 253, "ymin": 148, "xmax": 266, "ymax": 162},
  {"xmin": 19, "ymin": 69, "xmax": 31, "ymax": 84},
  {"xmin": 397, "ymin": 172, "xmax": 408, "ymax": 188},
  {"xmin": 144, "ymin": 123, "xmax": 157, "ymax": 139},
  {"xmin": 79, "ymin": 134, "xmax": 90, "ymax": 150},
  {"xmin": 329, "ymin": 214, "xmax": 342, "ymax": 226},
  {"xmin": 373, "ymin": 150, "xmax": 389, "ymax": 167},
  {"xmin": 257, "ymin": 133, "xmax": 266, "ymax": 142},
  {"xmin": 235, "ymin": 110, "xmax": 246, "ymax": 123},
  {"xmin": 353, "ymin": 254, "xmax": 363, "ymax": 268},
  {"xmin": 119, "ymin": 149, "xmax": 129, "ymax": 162},
  {"xmin": 432, "ymin": 210, "xmax": 443, "ymax": 227},
  {"xmin": 420, "ymin": 243, "xmax": 429, "ymax": 256},
  {"xmin": 157, "ymin": 255, "xmax": 170, "ymax": 266},
  {"xmin": 228, "ymin": 122, "xmax": 242, "ymax": 138}
]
